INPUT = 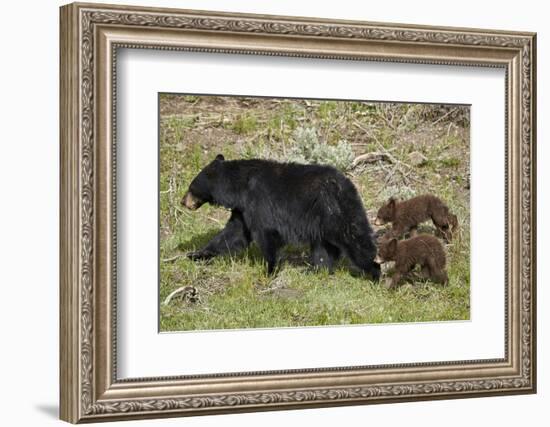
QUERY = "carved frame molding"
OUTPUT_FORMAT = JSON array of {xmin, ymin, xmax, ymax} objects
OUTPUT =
[{"xmin": 60, "ymin": 2, "xmax": 536, "ymax": 423}]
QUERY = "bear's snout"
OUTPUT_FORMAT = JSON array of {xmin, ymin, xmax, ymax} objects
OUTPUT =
[
  {"xmin": 181, "ymin": 191, "xmax": 203, "ymax": 210},
  {"xmin": 374, "ymin": 254, "xmax": 384, "ymax": 264},
  {"xmin": 374, "ymin": 217, "xmax": 385, "ymax": 226}
]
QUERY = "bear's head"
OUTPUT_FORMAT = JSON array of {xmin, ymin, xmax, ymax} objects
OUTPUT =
[
  {"xmin": 374, "ymin": 237, "xmax": 398, "ymax": 264},
  {"xmin": 437, "ymin": 213, "xmax": 459, "ymax": 242},
  {"xmin": 374, "ymin": 197, "xmax": 397, "ymax": 226},
  {"xmin": 181, "ymin": 154, "xmax": 225, "ymax": 210}
]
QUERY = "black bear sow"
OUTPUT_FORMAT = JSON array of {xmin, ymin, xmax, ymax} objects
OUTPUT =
[{"xmin": 181, "ymin": 154, "xmax": 380, "ymax": 280}]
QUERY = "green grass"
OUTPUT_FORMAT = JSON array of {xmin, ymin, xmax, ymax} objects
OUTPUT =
[
  {"xmin": 160, "ymin": 257, "xmax": 469, "ymax": 331},
  {"xmin": 159, "ymin": 95, "xmax": 470, "ymax": 331},
  {"xmin": 230, "ymin": 114, "xmax": 259, "ymax": 135}
]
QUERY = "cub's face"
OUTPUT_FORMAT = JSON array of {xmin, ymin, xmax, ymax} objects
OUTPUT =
[
  {"xmin": 374, "ymin": 237, "xmax": 398, "ymax": 263},
  {"xmin": 374, "ymin": 198, "xmax": 396, "ymax": 226},
  {"xmin": 435, "ymin": 214, "xmax": 459, "ymax": 242},
  {"xmin": 181, "ymin": 154, "xmax": 224, "ymax": 210}
]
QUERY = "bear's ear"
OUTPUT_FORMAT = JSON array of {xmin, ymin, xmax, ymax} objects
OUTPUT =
[
  {"xmin": 388, "ymin": 238, "xmax": 398, "ymax": 254},
  {"xmin": 388, "ymin": 197, "xmax": 396, "ymax": 214},
  {"xmin": 215, "ymin": 154, "xmax": 225, "ymax": 162}
]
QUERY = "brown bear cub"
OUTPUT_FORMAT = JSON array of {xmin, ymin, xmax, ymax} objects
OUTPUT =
[
  {"xmin": 375, "ymin": 234, "xmax": 448, "ymax": 289},
  {"xmin": 375, "ymin": 194, "xmax": 458, "ymax": 241}
]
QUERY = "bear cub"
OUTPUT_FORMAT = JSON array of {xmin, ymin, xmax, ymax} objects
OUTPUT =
[
  {"xmin": 375, "ymin": 234, "xmax": 448, "ymax": 289},
  {"xmin": 375, "ymin": 194, "xmax": 458, "ymax": 241}
]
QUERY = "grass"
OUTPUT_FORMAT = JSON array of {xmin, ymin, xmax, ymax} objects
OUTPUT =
[
  {"xmin": 230, "ymin": 114, "xmax": 259, "ymax": 135},
  {"xmin": 159, "ymin": 94, "xmax": 471, "ymax": 332}
]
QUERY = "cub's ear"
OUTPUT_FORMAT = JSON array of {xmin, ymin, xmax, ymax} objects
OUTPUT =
[
  {"xmin": 388, "ymin": 238, "xmax": 398, "ymax": 254},
  {"xmin": 387, "ymin": 197, "xmax": 396, "ymax": 215},
  {"xmin": 215, "ymin": 154, "xmax": 225, "ymax": 161}
]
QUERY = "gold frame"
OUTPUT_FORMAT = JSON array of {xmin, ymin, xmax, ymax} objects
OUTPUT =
[{"xmin": 60, "ymin": 2, "xmax": 537, "ymax": 423}]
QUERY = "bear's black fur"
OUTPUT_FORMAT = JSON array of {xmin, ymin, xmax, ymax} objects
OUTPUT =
[{"xmin": 182, "ymin": 154, "xmax": 380, "ymax": 280}]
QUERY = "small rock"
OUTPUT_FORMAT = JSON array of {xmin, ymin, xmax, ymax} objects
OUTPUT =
[
  {"xmin": 408, "ymin": 151, "xmax": 428, "ymax": 167},
  {"xmin": 272, "ymin": 288, "xmax": 302, "ymax": 299}
]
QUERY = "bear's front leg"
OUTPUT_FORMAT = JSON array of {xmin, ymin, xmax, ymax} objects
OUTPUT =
[
  {"xmin": 387, "ymin": 272, "xmax": 402, "ymax": 289},
  {"xmin": 187, "ymin": 249, "xmax": 216, "ymax": 261},
  {"xmin": 187, "ymin": 210, "xmax": 250, "ymax": 261},
  {"xmin": 389, "ymin": 223, "xmax": 407, "ymax": 239}
]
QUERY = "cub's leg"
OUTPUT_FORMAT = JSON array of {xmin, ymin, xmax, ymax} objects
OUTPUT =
[{"xmin": 427, "ymin": 258, "xmax": 449, "ymax": 285}]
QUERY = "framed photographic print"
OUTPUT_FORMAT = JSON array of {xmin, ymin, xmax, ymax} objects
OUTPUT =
[{"xmin": 60, "ymin": 2, "xmax": 537, "ymax": 423}]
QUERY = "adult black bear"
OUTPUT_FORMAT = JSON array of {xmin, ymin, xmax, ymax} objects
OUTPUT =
[{"xmin": 182, "ymin": 154, "xmax": 380, "ymax": 280}]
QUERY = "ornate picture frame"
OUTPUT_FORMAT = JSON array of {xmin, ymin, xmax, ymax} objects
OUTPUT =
[{"xmin": 60, "ymin": 2, "xmax": 536, "ymax": 423}]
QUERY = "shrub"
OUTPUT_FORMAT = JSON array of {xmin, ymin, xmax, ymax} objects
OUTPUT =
[
  {"xmin": 287, "ymin": 127, "xmax": 354, "ymax": 171},
  {"xmin": 378, "ymin": 185, "xmax": 417, "ymax": 202}
]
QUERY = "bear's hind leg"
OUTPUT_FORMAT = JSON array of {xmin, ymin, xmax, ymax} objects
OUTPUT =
[
  {"xmin": 419, "ymin": 264, "xmax": 431, "ymax": 279},
  {"xmin": 255, "ymin": 229, "xmax": 284, "ymax": 275},
  {"xmin": 426, "ymin": 258, "xmax": 449, "ymax": 285},
  {"xmin": 311, "ymin": 241, "xmax": 340, "ymax": 273},
  {"xmin": 432, "ymin": 269, "xmax": 449, "ymax": 285}
]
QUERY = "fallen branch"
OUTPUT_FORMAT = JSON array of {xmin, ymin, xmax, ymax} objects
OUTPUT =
[
  {"xmin": 432, "ymin": 107, "xmax": 458, "ymax": 126},
  {"xmin": 163, "ymin": 286, "xmax": 199, "ymax": 306},
  {"xmin": 207, "ymin": 216, "xmax": 225, "ymax": 226},
  {"xmin": 352, "ymin": 152, "xmax": 392, "ymax": 168},
  {"xmin": 352, "ymin": 120, "xmax": 405, "ymax": 166},
  {"xmin": 258, "ymin": 277, "xmax": 288, "ymax": 294},
  {"xmin": 162, "ymin": 253, "xmax": 186, "ymax": 263}
]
